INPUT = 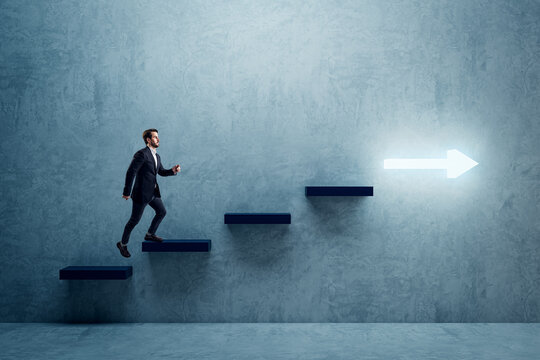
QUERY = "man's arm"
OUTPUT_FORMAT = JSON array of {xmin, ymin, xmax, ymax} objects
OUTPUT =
[
  {"xmin": 158, "ymin": 159, "xmax": 180, "ymax": 176},
  {"xmin": 123, "ymin": 151, "xmax": 145, "ymax": 196}
]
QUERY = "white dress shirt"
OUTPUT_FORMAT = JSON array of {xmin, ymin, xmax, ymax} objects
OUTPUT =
[{"xmin": 147, "ymin": 144, "xmax": 157, "ymax": 170}]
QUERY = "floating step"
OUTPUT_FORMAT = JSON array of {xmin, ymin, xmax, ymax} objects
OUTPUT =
[
  {"xmin": 224, "ymin": 213, "xmax": 291, "ymax": 224},
  {"xmin": 59, "ymin": 266, "xmax": 133, "ymax": 280},
  {"xmin": 305, "ymin": 186, "xmax": 373, "ymax": 196},
  {"xmin": 142, "ymin": 239, "xmax": 211, "ymax": 252}
]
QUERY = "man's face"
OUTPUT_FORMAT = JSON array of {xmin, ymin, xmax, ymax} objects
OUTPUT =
[{"xmin": 148, "ymin": 132, "xmax": 159, "ymax": 148}]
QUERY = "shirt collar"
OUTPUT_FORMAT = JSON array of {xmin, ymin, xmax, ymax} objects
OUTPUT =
[{"xmin": 147, "ymin": 144, "xmax": 157, "ymax": 155}]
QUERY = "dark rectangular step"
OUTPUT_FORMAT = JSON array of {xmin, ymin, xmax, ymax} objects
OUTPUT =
[
  {"xmin": 224, "ymin": 213, "xmax": 291, "ymax": 224},
  {"xmin": 305, "ymin": 186, "xmax": 373, "ymax": 196},
  {"xmin": 142, "ymin": 239, "xmax": 211, "ymax": 252},
  {"xmin": 59, "ymin": 266, "xmax": 133, "ymax": 280}
]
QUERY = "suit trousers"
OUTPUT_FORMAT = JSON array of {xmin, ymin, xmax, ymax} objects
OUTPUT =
[{"xmin": 121, "ymin": 196, "xmax": 167, "ymax": 245}]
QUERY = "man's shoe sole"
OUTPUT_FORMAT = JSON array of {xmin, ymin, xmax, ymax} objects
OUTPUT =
[
  {"xmin": 116, "ymin": 242, "xmax": 131, "ymax": 257},
  {"xmin": 144, "ymin": 236, "xmax": 163, "ymax": 243}
]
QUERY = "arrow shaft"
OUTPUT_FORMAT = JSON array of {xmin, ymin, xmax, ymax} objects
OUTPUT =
[{"xmin": 384, "ymin": 158, "xmax": 447, "ymax": 170}]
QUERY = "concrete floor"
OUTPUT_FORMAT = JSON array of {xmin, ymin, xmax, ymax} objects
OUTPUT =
[{"xmin": 1, "ymin": 323, "xmax": 538, "ymax": 359}]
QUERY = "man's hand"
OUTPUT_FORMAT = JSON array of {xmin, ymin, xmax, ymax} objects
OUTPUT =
[
  {"xmin": 122, "ymin": 195, "xmax": 130, "ymax": 200},
  {"xmin": 173, "ymin": 164, "xmax": 181, "ymax": 174}
]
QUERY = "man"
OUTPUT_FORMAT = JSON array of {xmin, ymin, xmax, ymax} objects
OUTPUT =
[{"xmin": 117, "ymin": 129, "xmax": 181, "ymax": 258}]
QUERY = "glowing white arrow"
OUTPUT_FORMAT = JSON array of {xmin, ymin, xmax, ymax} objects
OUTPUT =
[{"xmin": 384, "ymin": 149, "xmax": 478, "ymax": 178}]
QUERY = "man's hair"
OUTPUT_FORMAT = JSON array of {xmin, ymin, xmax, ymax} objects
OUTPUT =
[{"xmin": 142, "ymin": 129, "xmax": 158, "ymax": 145}]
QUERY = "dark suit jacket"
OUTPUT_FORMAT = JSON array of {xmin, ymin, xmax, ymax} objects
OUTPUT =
[{"xmin": 123, "ymin": 146, "xmax": 176, "ymax": 204}]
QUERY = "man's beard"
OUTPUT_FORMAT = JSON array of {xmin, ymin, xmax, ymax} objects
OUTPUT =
[{"xmin": 152, "ymin": 140, "xmax": 159, "ymax": 148}]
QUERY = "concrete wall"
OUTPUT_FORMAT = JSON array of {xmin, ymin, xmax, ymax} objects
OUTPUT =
[{"xmin": 1, "ymin": 0, "xmax": 539, "ymax": 322}]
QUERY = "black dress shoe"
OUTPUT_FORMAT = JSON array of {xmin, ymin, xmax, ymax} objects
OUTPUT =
[
  {"xmin": 116, "ymin": 242, "xmax": 131, "ymax": 258},
  {"xmin": 144, "ymin": 233, "xmax": 163, "ymax": 242}
]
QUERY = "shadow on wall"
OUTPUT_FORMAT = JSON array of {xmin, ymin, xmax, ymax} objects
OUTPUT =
[
  {"xmin": 306, "ymin": 197, "xmax": 369, "ymax": 235},
  {"xmin": 61, "ymin": 280, "xmax": 133, "ymax": 323},
  {"xmin": 226, "ymin": 224, "xmax": 291, "ymax": 268},
  {"xmin": 145, "ymin": 251, "xmax": 212, "ymax": 297}
]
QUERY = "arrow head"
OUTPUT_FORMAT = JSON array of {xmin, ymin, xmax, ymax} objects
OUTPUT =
[{"xmin": 446, "ymin": 149, "xmax": 478, "ymax": 178}]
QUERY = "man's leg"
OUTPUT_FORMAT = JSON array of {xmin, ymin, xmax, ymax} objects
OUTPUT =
[
  {"xmin": 121, "ymin": 200, "xmax": 147, "ymax": 245},
  {"xmin": 147, "ymin": 197, "xmax": 167, "ymax": 235}
]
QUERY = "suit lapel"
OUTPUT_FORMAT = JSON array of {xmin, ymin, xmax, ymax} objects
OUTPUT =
[{"xmin": 145, "ymin": 147, "xmax": 157, "ymax": 174}]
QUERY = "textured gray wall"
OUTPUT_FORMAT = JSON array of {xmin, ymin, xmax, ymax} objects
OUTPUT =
[{"xmin": 1, "ymin": 0, "xmax": 539, "ymax": 322}]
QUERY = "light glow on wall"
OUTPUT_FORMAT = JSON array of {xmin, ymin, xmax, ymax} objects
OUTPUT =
[{"xmin": 384, "ymin": 149, "xmax": 478, "ymax": 178}]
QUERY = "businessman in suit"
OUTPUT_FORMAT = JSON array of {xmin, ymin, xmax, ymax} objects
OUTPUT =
[{"xmin": 117, "ymin": 128, "xmax": 181, "ymax": 258}]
